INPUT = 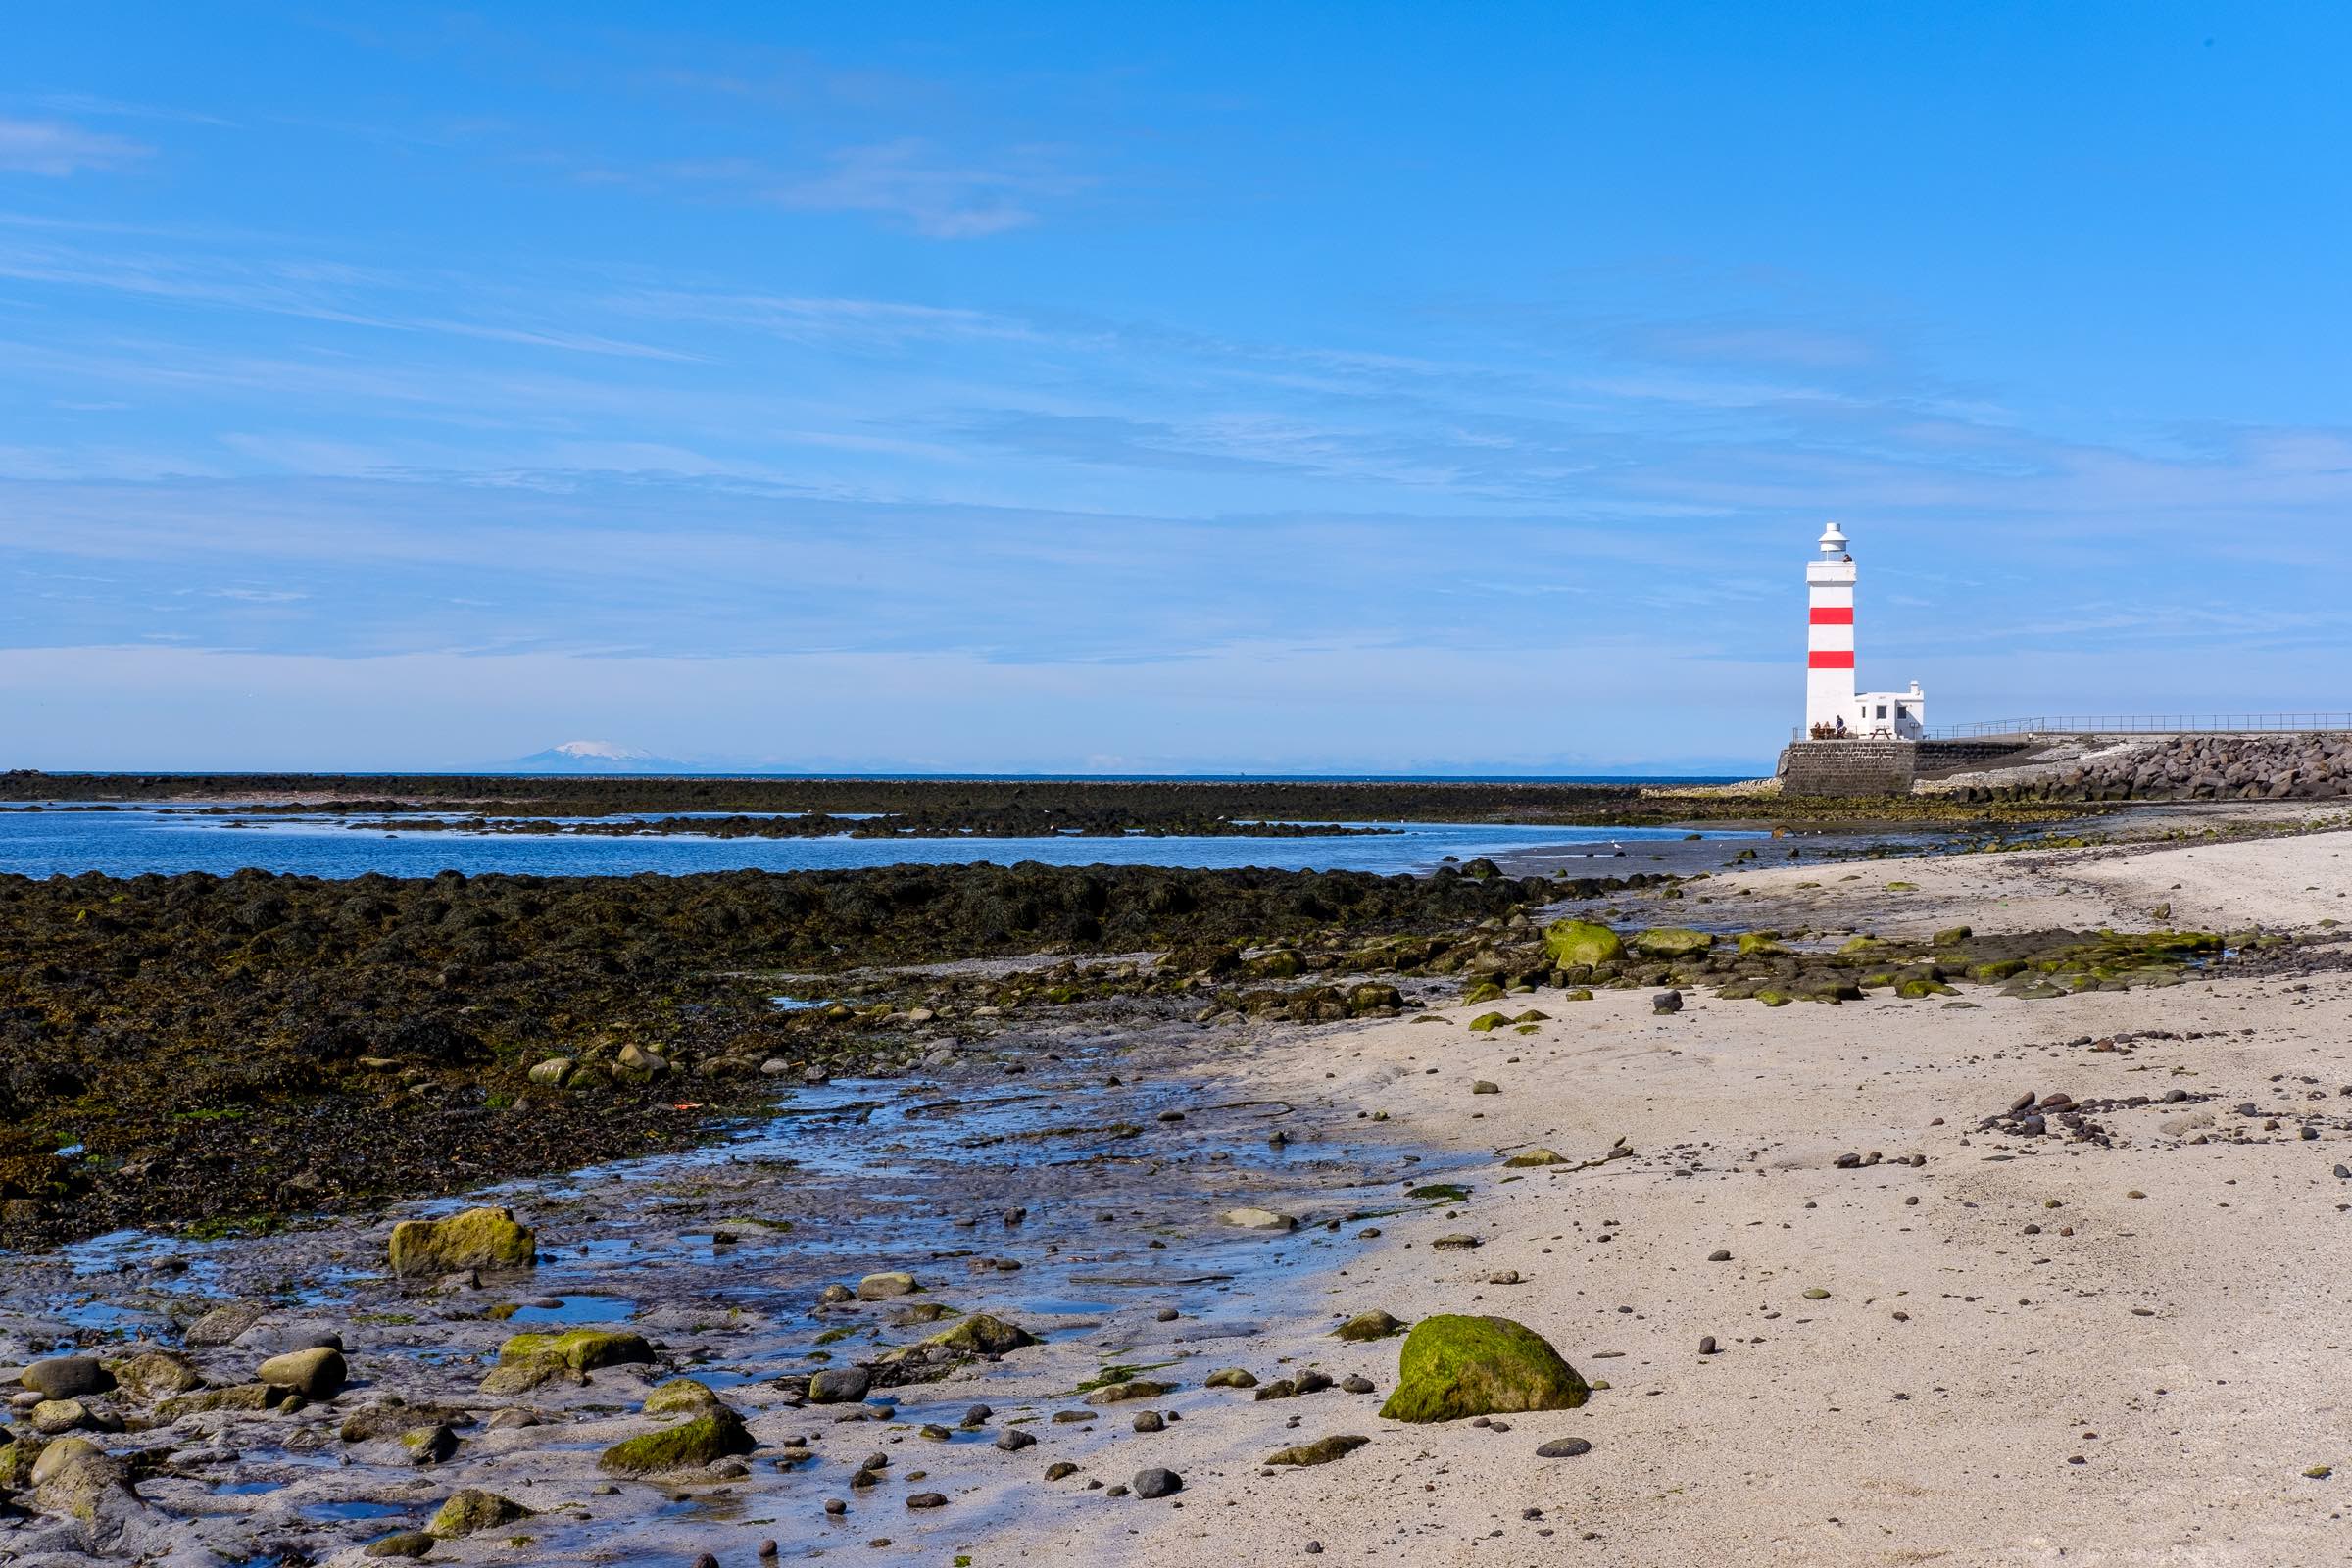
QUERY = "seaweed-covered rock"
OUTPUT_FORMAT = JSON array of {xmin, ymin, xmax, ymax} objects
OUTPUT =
[
  {"xmin": 103, "ymin": 1351, "xmax": 200, "ymax": 1403},
  {"xmin": 1377, "ymin": 1314, "xmax": 1589, "ymax": 1423},
  {"xmin": 428, "ymin": 1487, "xmax": 531, "ymax": 1537},
  {"xmin": 1542, "ymin": 920, "xmax": 1623, "ymax": 968},
  {"xmin": 1631, "ymin": 928, "xmax": 1713, "ymax": 959},
  {"xmin": 1502, "ymin": 1148, "xmax": 1566, "ymax": 1168},
  {"xmin": 389, "ymin": 1207, "xmax": 535, "ymax": 1277},
  {"xmin": 1334, "ymin": 1310, "xmax": 1406, "ymax": 1342},
  {"xmin": 1265, "ymin": 1434, "xmax": 1370, "ymax": 1466},
  {"xmin": 642, "ymin": 1378, "xmax": 721, "ymax": 1417},
  {"xmin": 923, "ymin": 1313, "xmax": 1037, "ymax": 1356},
  {"xmin": 494, "ymin": 1329, "xmax": 651, "ymax": 1373},
  {"xmin": 598, "ymin": 1408, "xmax": 755, "ymax": 1474}
]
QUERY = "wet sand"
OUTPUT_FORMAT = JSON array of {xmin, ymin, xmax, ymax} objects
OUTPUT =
[{"xmin": 954, "ymin": 821, "xmax": 2352, "ymax": 1566}]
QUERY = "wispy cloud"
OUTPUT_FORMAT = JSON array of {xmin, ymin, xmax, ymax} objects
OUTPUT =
[
  {"xmin": 0, "ymin": 117, "xmax": 152, "ymax": 176},
  {"xmin": 677, "ymin": 139, "xmax": 1088, "ymax": 238}
]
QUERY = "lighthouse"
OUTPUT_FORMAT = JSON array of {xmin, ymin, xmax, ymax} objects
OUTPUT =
[{"xmin": 1803, "ymin": 521, "xmax": 1926, "ymax": 741}]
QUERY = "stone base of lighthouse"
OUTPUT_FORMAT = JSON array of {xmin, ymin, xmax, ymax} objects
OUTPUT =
[{"xmin": 1776, "ymin": 740, "xmax": 1918, "ymax": 798}]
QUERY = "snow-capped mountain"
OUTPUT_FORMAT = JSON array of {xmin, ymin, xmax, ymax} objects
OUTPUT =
[{"xmin": 509, "ymin": 740, "xmax": 692, "ymax": 773}]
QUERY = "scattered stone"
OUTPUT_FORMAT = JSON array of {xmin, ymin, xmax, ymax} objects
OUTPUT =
[
  {"xmin": 1132, "ymin": 1467, "xmax": 1184, "ymax": 1499},
  {"xmin": 857, "ymin": 1272, "xmax": 919, "ymax": 1300},
  {"xmin": 1536, "ymin": 1437, "xmax": 1593, "ymax": 1458},
  {"xmin": 1220, "ymin": 1208, "xmax": 1298, "ymax": 1232},
  {"xmin": 1265, "ymin": 1435, "xmax": 1369, "ymax": 1466},
  {"xmin": 1334, "ymin": 1310, "xmax": 1406, "ymax": 1342},
  {"xmin": 21, "ymin": 1356, "xmax": 112, "ymax": 1401}
]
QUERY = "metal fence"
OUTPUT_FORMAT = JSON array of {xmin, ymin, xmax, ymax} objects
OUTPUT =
[{"xmin": 1929, "ymin": 714, "xmax": 2352, "ymax": 740}]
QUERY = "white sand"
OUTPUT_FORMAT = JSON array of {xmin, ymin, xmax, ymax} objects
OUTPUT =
[{"xmin": 969, "ymin": 825, "xmax": 2352, "ymax": 1566}]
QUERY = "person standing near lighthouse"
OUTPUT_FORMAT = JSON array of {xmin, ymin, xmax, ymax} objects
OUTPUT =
[{"xmin": 1805, "ymin": 522, "xmax": 1857, "ymax": 737}]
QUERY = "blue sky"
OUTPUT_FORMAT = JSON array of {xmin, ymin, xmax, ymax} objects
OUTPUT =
[{"xmin": 3, "ymin": 2, "xmax": 2348, "ymax": 773}]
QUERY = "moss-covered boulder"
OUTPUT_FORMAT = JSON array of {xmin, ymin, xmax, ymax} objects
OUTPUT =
[
  {"xmin": 103, "ymin": 1351, "xmax": 201, "ymax": 1403},
  {"xmin": 495, "ymin": 1329, "xmax": 651, "ymax": 1373},
  {"xmin": 1462, "ymin": 981, "xmax": 1506, "ymax": 1004},
  {"xmin": 389, "ymin": 1207, "xmax": 536, "ymax": 1278},
  {"xmin": 1542, "ymin": 920, "xmax": 1623, "ymax": 968},
  {"xmin": 1502, "ymin": 1148, "xmax": 1566, "ymax": 1168},
  {"xmin": 428, "ymin": 1487, "xmax": 532, "ymax": 1537},
  {"xmin": 1334, "ymin": 1309, "xmax": 1406, "ymax": 1342},
  {"xmin": 597, "ymin": 1407, "xmax": 755, "ymax": 1475},
  {"xmin": 923, "ymin": 1313, "xmax": 1037, "ymax": 1356},
  {"xmin": 1631, "ymin": 928, "xmax": 1713, "ymax": 959},
  {"xmin": 1466, "ymin": 1012, "xmax": 1510, "ymax": 1033},
  {"xmin": 642, "ymin": 1378, "xmax": 720, "ymax": 1417},
  {"xmin": 1377, "ymin": 1314, "xmax": 1589, "ymax": 1424}
]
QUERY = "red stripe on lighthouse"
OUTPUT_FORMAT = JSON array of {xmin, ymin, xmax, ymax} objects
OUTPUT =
[
  {"xmin": 1807, "ymin": 651, "xmax": 1855, "ymax": 669},
  {"xmin": 1808, "ymin": 607, "xmax": 1853, "ymax": 624}
]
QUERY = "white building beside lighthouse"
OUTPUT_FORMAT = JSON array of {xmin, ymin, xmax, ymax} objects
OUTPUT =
[{"xmin": 1804, "ymin": 521, "xmax": 1926, "ymax": 740}]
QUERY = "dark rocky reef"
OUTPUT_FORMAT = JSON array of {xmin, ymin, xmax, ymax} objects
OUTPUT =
[{"xmin": 0, "ymin": 861, "xmax": 1650, "ymax": 1247}]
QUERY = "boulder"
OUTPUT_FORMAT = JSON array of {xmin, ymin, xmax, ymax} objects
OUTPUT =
[
  {"xmin": 21, "ymin": 1356, "xmax": 112, "ymax": 1401},
  {"xmin": 1502, "ymin": 1148, "xmax": 1566, "ymax": 1168},
  {"xmin": 258, "ymin": 1346, "xmax": 348, "ymax": 1398},
  {"xmin": 1377, "ymin": 1314, "xmax": 1590, "ymax": 1424},
  {"xmin": 103, "ymin": 1351, "xmax": 201, "ymax": 1402},
  {"xmin": 427, "ymin": 1494, "xmax": 533, "ymax": 1542},
  {"xmin": 1631, "ymin": 928, "xmax": 1714, "ymax": 959},
  {"xmin": 1542, "ymin": 920, "xmax": 1623, "ymax": 968},
  {"xmin": 1265, "ymin": 1434, "xmax": 1370, "ymax": 1466},
  {"xmin": 494, "ymin": 1329, "xmax": 651, "ymax": 1373},
  {"xmin": 597, "ymin": 1408, "xmax": 755, "ymax": 1475},
  {"xmin": 1333, "ymin": 1310, "xmax": 1406, "ymax": 1342},
  {"xmin": 856, "ymin": 1271, "xmax": 919, "ymax": 1300},
  {"xmin": 922, "ymin": 1313, "xmax": 1037, "ymax": 1356},
  {"xmin": 643, "ymin": 1378, "xmax": 721, "ymax": 1417},
  {"xmin": 808, "ymin": 1367, "xmax": 872, "ymax": 1404},
  {"xmin": 389, "ymin": 1207, "xmax": 536, "ymax": 1277}
]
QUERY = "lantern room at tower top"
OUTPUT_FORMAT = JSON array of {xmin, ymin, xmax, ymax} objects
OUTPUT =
[{"xmin": 1803, "ymin": 521, "xmax": 1926, "ymax": 741}]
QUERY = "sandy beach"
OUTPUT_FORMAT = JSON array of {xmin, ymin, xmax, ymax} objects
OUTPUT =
[{"xmin": 949, "ymin": 821, "xmax": 2352, "ymax": 1566}]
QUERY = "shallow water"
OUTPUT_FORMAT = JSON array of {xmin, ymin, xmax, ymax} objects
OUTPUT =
[
  {"xmin": 0, "ymin": 805, "xmax": 1757, "ymax": 879},
  {"xmin": 3, "ymin": 1030, "xmax": 1469, "ymax": 1562}
]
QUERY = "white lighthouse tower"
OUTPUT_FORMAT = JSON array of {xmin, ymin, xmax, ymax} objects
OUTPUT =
[{"xmin": 1803, "ymin": 521, "xmax": 1926, "ymax": 740}]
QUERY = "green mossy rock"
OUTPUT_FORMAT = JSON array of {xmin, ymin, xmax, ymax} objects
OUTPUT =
[
  {"xmin": 496, "ymin": 1329, "xmax": 652, "ymax": 1373},
  {"xmin": 1265, "ymin": 1434, "xmax": 1370, "ymax": 1466},
  {"xmin": 478, "ymin": 1355, "xmax": 572, "ymax": 1396},
  {"xmin": 1542, "ymin": 920, "xmax": 1623, "ymax": 968},
  {"xmin": 1462, "ymin": 981, "xmax": 1507, "ymax": 1004},
  {"xmin": 1895, "ymin": 977, "xmax": 1958, "ymax": 999},
  {"xmin": 1334, "ymin": 1309, "xmax": 1407, "ymax": 1342},
  {"xmin": 1631, "ymin": 928, "xmax": 1713, "ymax": 959},
  {"xmin": 923, "ymin": 1312, "xmax": 1038, "ymax": 1356},
  {"xmin": 1377, "ymin": 1314, "xmax": 1588, "ymax": 1424},
  {"xmin": 1934, "ymin": 925, "xmax": 1973, "ymax": 945},
  {"xmin": 1466, "ymin": 1012, "xmax": 1510, "ymax": 1033},
  {"xmin": 1204, "ymin": 1367, "xmax": 1258, "ymax": 1389},
  {"xmin": 366, "ymin": 1533, "xmax": 437, "ymax": 1560},
  {"xmin": 389, "ymin": 1207, "xmax": 536, "ymax": 1278},
  {"xmin": 1736, "ymin": 931, "xmax": 1785, "ymax": 955},
  {"xmin": 428, "ymin": 1487, "xmax": 532, "ymax": 1537},
  {"xmin": 642, "ymin": 1378, "xmax": 720, "ymax": 1417},
  {"xmin": 1502, "ymin": 1148, "xmax": 1566, "ymax": 1168},
  {"xmin": 597, "ymin": 1408, "xmax": 754, "ymax": 1475},
  {"xmin": 1560, "ymin": 987, "xmax": 1595, "ymax": 1002},
  {"xmin": 1756, "ymin": 989, "xmax": 1793, "ymax": 1006}
]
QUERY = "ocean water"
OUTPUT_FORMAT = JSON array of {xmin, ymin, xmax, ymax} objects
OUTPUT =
[{"xmin": 0, "ymin": 806, "xmax": 1757, "ymax": 880}]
